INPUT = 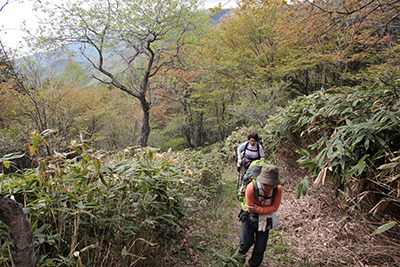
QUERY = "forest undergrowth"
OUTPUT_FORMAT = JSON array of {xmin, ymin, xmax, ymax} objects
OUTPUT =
[{"xmin": 172, "ymin": 159, "xmax": 400, "ymax": 267}]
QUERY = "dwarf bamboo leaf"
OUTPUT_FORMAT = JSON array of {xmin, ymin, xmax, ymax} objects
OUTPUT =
[
  {"xmin": 3, "ymin": 153, "xmax": 25, "ymax": 161},
  {"xmin": 31, "ymin": 135, "xmax": 41, "ymax": 145},
  {"xmin": 71, "ymin": 146, "xmax": 83, "ymax": 155},
  {"xmin": 69, "ymin": 166, "xmax": 81, "ymax": 173},
  {"xmin": 355, "ymin": 135, "xmax": 364, "ymax": 145},
  {"xmin": 3, "ymin": 160, "xmax": 10, "ymax": 169},
  {"xmin": 40, "ymin": 162, "xmax": 46, "ymax": 172},
  {"xmin": 161, "ymin": 215, "xmax": 177, "ymax": 226},
  {"xmin": 296, "ymin": 178, "xmax": 309, "ymax": 199},
  {"xmin": 99, "ymin": 173, "xmax": 108, "ymax": 187},
  {"xmin": 144, "ymin": 176, "xmax": 155, "ymax": 185},
  {"xmin": 28, "ymin": 144, "xmax": 37, "ymax": 156},
  {"xmin": 370, "ymin": 199, "xmax": 391, "ymax": 215},
  {"xmin": 34, "ymin": 224, "xmax": 52, "ymax": 235},
  {"xmin": 57, "ymin": 255, "xmax": 77, "ymax": 265},
  {"xmin": 85, "ymin": 202, "xmax": 100, "ymax": 208},
  {"xmin": 93, "ymin": 158, "xmax": 101, "ymax": 172},
  {"xmin": 41, "ymin": 129, "xmax": 56, "ymax": 138},
  {"xmin": 23, "ymin": 207, "xmax": 39, "ymax": 215},
  {"xmin": 110, "ymin": 184, "xmax": 127, "ymax": 191},
  {"xmin": 375, "ymin": 136, "xmax": 386, "ymax": 147},
  {"xmin": 67, "ymin": 192, "xmax": 78, "ymax": 200},
  {"xmin": 355, "ymin": 155, "xmax": 367, "ymax": 174},
  {"xmin": 372, "ymin": 221, "xmax": 398, "ymax": 235},
  {"xmin": 378, "ymin": 162, "xmax": 399, "ymax": 170},
  {"xmin": 148, "ymin": 149, "xmax": 154, "ymax": 163},
  {"xmin": 346, "ymin": 119, "xmax": 353, "ymax": 126},
  {"xmin": 364, "ymin": 138, "xmax": 370, "ymax": 150},
  {"xmin": 297, "ymin": 149, "xmax": 310, "ymax": 157}
]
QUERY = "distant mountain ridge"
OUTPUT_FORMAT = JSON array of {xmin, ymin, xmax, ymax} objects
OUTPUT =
[{"xmin": 209, "ymin": 8, "xmax": 233, "ymax": 24}]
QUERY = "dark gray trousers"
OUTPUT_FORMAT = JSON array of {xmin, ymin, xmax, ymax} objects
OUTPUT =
[{"xmin": 238, "ymin": 217, "xmax": 270, "ymax": 267}]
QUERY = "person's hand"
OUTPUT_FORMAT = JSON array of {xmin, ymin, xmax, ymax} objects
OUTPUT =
[
  {"xmin": 247, "ymin": 204, "xmax": 258, "ymax": 213},
  {"xmin": 237, "ymin": 159, "xmax": 242, "ymax": 164}
]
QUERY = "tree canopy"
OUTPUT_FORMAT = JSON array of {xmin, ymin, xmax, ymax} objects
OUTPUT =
[{"xmin": 32, "ymin": 0, "xmax": 210, "ymax": 147}]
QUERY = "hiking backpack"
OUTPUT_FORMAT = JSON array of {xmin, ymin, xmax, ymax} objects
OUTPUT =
[
  {"xmin": 237, "ymin": 159, "xmax": 278, "ymax": 212},
  {"xmin": 238, "ymin": 141, "xmax": 261, "ymax": 161}
]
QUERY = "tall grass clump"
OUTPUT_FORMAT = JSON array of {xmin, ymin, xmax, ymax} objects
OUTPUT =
[
  {"xmin": 263, "ymin": 71, "xmax": 400, "ymax": 227},
  {"xmin": 0, "ymin": 135, "xmax": 223, "ymax": 266}
]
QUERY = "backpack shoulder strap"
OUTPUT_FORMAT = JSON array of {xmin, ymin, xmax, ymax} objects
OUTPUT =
[
  {"xmin": 253, "ymin": 179, "xmax": 261, "ymax": 204},
  {"xmin": 253, "ymin": 183, "xmax": 278, "ymax": 205},
  {"xmin": 271, "ymin": 186, "xmax": 278, "ymax": 205},
  {"xmin": 242, "ymin": 141, "xmax": 249, "ymax": 157}
]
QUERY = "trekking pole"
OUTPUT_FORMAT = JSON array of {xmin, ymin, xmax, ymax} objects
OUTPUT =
[
  {"xmin": 237, "ymin": 161, "xmax": 245, "ymax": 189},
  {"xmin": 241, "ymin": 165, "xmax": 244, "ymax": 184},
  {"xmin": 237, "ymin": 164, "xmax": 245, "ymax": 189},
  {"xmin": 236, "ymin": 164, "xmax": 241, "ymax": 189},
  {"xmin": 237, "ymin": 171, "xmax": 240, "ymax": 189}
]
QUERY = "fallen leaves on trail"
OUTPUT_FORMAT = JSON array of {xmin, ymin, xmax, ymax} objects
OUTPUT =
[{"xmin": 275, "ymin": 159, "xmax": 400, "ymax": 267}]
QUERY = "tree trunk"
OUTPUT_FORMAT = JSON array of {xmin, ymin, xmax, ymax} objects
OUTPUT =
[
  {"xmin": 139, "ymin": 100, "xmax": 151, "ymax": 147},
  {"xmin": 0, "ymin": 195, "xmax": 36, "ymax": 267}
]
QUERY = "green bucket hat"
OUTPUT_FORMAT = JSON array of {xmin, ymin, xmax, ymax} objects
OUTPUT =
[{"xmin": 257, "ymin": 165, "xmax": 281, "ymax": 185}]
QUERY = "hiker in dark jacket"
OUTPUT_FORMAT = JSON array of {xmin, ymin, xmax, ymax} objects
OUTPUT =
[{"xmin": 237, "ymin": 133, "xmax": 265, "ymax": 173}]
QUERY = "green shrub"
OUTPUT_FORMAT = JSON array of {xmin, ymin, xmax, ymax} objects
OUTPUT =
[
  {"xmin": 0, "ymin": 138, "xmax": 223, "ymax": 266},
  {"xmin": 263, "ymin": 72, "xmax": 400, "ymax": 222}
]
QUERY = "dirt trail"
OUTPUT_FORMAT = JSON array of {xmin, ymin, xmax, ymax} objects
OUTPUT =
[
  {"xmin": 227, "ymin": 162, "xmax": 400, "ymax": 267},
  {"xmin": 173, "ymin": 162, "xmax": 399, "ymax": 267}
]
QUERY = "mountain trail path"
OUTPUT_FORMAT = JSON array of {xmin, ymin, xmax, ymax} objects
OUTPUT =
[
  {"xmin": 220, "ymin": 161, "xmax": 398, "ymax": 267},
  {"xmin": 173, "ymin": 162, "xmax": 399, "ymax": 266}
]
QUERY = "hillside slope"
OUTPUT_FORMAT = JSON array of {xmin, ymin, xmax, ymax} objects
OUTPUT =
[
  {"xmin": 274, "ymin": 159, "xmax": 400, "ymax": 266},
  {"xmin": 172, "ymin": 160, "xmax": 400, "ymax": 266}
]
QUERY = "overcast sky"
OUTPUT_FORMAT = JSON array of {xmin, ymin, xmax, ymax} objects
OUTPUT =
[{"xmin": 0, "ymin": 0, "xmax": 237, "ymax": 49}]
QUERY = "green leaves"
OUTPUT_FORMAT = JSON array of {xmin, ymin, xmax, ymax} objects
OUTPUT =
[
  {"xmin": 1, "ymin": 153, "xmax": 25, "ymax": 169},
  {"xmin": 23, "ymin": 129, "xmax": 57, "ymax": 157},
  {"xmin": 296, "ymin": 177, "xmax": 309, "ymax": 199},
  {"xmin": 372, "ymin": 221, "xmax": 398, "ymax": 235},
  {"xmin": 263, "ymin": 74, "xmax": 400, "ymax": 228},
  {"xmin": 0, "ymin": 145, "xmax": 223, "ymax": 266}
]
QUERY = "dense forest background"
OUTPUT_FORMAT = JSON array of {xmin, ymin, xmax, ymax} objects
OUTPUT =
[
  {"xmin": 1, "ymin": 0, "xmax": 398, "ymax": 153},
  {"xmin": 1, "ymin": 0, "xmax": 399, "ymax": 266}
]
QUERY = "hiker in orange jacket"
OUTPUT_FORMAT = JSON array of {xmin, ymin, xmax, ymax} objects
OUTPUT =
[{"xmin": 237, "ymin": 165, "xmax": 282, "ymax": 267}]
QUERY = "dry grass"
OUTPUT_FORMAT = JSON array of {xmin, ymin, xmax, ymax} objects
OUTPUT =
[
  {"xmin": 275, "ymin": 157, "xmax": 400, "ymax": 267},
  {"xmin": 170, "ymin": 159, "xmax": 400, "ymax": 267}
]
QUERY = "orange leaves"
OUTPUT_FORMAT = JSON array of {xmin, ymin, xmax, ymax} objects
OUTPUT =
[
  {"xmin": 286, "ymin": 0, "xmax": 399, "ymax": 68},
  {"xmin": 24, "ymin": 129, "xmax": 56, "ymax": 157},
  {"xmin": 237, "ymin": 0, "xmax": 287, "ymax": 10}
]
